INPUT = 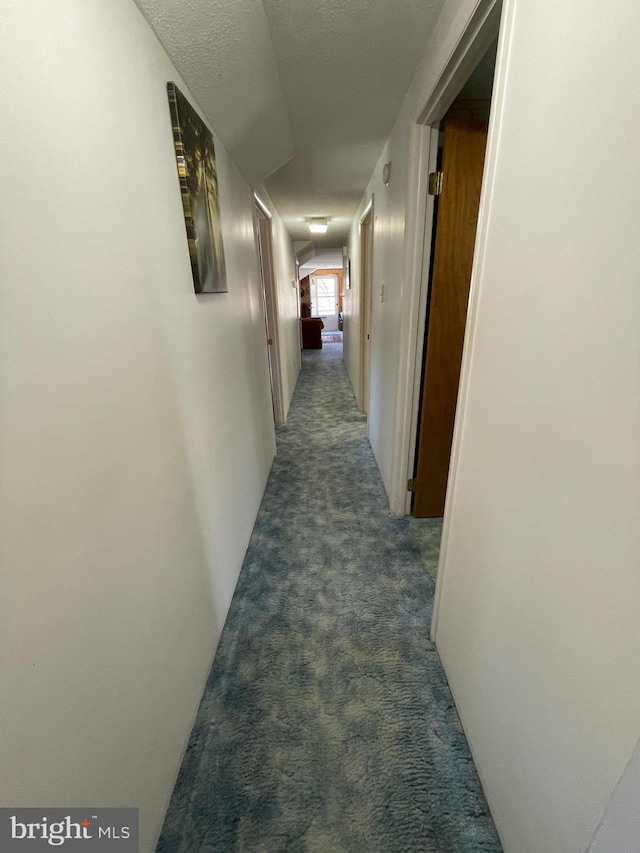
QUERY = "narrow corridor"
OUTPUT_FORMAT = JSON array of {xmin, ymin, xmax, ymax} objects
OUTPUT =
[{"xmin": 157, "ymin": 345, "xmax": 501, "ymax": 852}]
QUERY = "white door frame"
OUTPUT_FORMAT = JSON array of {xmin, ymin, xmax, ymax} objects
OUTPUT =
[
  {"xmin": 388, "ymin": 0, "xmax": 504, "ymax": 516},
  {"xmin": 295, "ymin": 256, "xmax": 302, "ymax": 353},
  {"xmin": 390, "ymin": 0, "xmax": 503, "ymax": 517},
  {"xmin": 359, "ymin": 200, "xmax": 374, "ymax": 414},
  {"xmin": 386, "ymin": 0, "xmax": 511, "ymax": 639},
  {"xmin": 254, "ymin": 196, "xmax": 285, "ymax": 425},
  {"xmin": 310, "ymin": 272, "xmax": 340, "ymax": 330}
]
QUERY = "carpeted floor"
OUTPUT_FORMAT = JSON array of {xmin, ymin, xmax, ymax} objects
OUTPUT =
[
  {"xmin": 409, "ymin": 517, "xmax": 444, "ymax": 582},
  {"xmin": 156, "ymin": 343, "xmax": 502, "ymax": 853}
]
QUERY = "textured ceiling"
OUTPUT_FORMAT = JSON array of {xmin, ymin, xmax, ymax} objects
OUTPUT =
[
  {"xmin": 134, "ymin": 0, "xmax": 294, "ymax": 185},
  {"xmin": 135, "ymin": 0, "xmax": 446, "ymax": 243},
  {"xmin": 262, "ymin": 0, "xmax": 445, "ymax": 244}
]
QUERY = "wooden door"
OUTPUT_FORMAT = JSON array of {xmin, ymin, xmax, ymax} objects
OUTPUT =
[{"xmin": 413, "ymin": 114, "xmax": 488, "ymax": 518}]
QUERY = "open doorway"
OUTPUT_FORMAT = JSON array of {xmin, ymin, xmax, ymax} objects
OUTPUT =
[
  {"xmin": 411, "ymin": 42, "xmax": 497, "ymax": 519},
  {"xmin": 298, "ymin": 249, "xmax": 345, "ymax": 349},
  {"xmin": 255, "ymin": 198, "xmax": 285, "ymax": 424},
  {"xmin": 311, "ymin": 269, "xmax": 343, "ymax": 339}
]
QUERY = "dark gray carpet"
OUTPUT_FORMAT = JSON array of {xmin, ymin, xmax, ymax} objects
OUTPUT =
[{"xmin": 157, "ymin": 343, "xmax": 502, "ymax": 853}]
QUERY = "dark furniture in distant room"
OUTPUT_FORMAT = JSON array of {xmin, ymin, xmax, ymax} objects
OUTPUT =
[{"xmin": 301, "ymin": 318, "xmax": 324, "ymax": 349}]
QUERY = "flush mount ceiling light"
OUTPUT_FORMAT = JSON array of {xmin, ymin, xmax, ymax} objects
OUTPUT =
[{"xmin": 308, "ymin": 218, "xmax": 328, "ymax": 234}]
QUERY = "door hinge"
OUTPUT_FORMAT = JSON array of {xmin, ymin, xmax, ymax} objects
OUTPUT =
[
  {"xmin": 428, "ymin": 171, "xmax": 443, "ymax": 196},
  {"xmin": 407, "ymin": 478, "xmax": 416, "ymax": 492},
  {"xmin": 267, "ymin": 338, "xmax": 273, "ymax": 345}
]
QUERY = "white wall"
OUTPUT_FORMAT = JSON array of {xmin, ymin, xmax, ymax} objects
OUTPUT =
[
  {"xmin": 349, "ymin": 0, "xmax": 640, "ymax": 850},
  {"xmin": 344, "ymin": 208, "xmax": 363, "ymax": 407},
  {"xmin": 345, "ymin": 133, "xmax": 408, "ymax": 496},
  {"xmin": 344, "ymin": 0, "xmax": 485, "ymax": 507},
  {"xmin": 437, "ymin": 0, "xmax": 640, "ymax": 853},
  {"xmin": 273, "ymin": 218, "xmax": 301, "ymax": 416},
  {"xmin": 586, "ymin": 737, "xmax": 640, "ymax": 853},
  {"xmin": 0, "ymin": 1, "xmax": 275, "ymax": 851},
  {"xmin": 255, "ymin": 186, "xmax": 301, "ymax": 419},
  {"xmin": 434, "ymin": 2, "xmax": 640, "ymax": 852}
]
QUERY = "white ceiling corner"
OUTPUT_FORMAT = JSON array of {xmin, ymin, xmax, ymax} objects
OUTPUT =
[
  {"xmin": 133, "ymin": 0, "xmax": 294, "ymax": 185},
  {"xmin": 299, "ymin": 248, "xmax": 345, "ymax": 277},
  {"xmin": 134, "ymin": 0, "xmax": 447, "ymax": 243}
]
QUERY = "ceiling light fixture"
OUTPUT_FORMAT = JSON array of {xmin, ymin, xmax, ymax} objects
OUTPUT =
[{"xmin": 308, "ymin": 218, "xmax": 328, "ymax": 234}]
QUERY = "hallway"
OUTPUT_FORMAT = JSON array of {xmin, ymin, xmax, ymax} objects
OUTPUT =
[{"xmin": 158, "ymin": 345, "xmax": 501, "ymax": 852}]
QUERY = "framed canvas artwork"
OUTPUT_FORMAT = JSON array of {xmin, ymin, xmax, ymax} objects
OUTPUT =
[{"xmin": 167, "ymin": 82, "xmax": 227, "ymax": 293}]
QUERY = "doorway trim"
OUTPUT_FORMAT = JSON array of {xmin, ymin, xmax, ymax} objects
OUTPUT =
[
  {"xmin": 393, "ymin": 0, "xmax": 503, "ymax": 516},
  {"xmin": 387, "ymin": 0, "xmax": 509, "ymax": 635},
  {"xmin": 254, "ymin": 195, "xmax": 285, "ymax": 425},
  {"xmin": 359, "ymin": 199, "xmax": 374, "ymax": 415}
]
